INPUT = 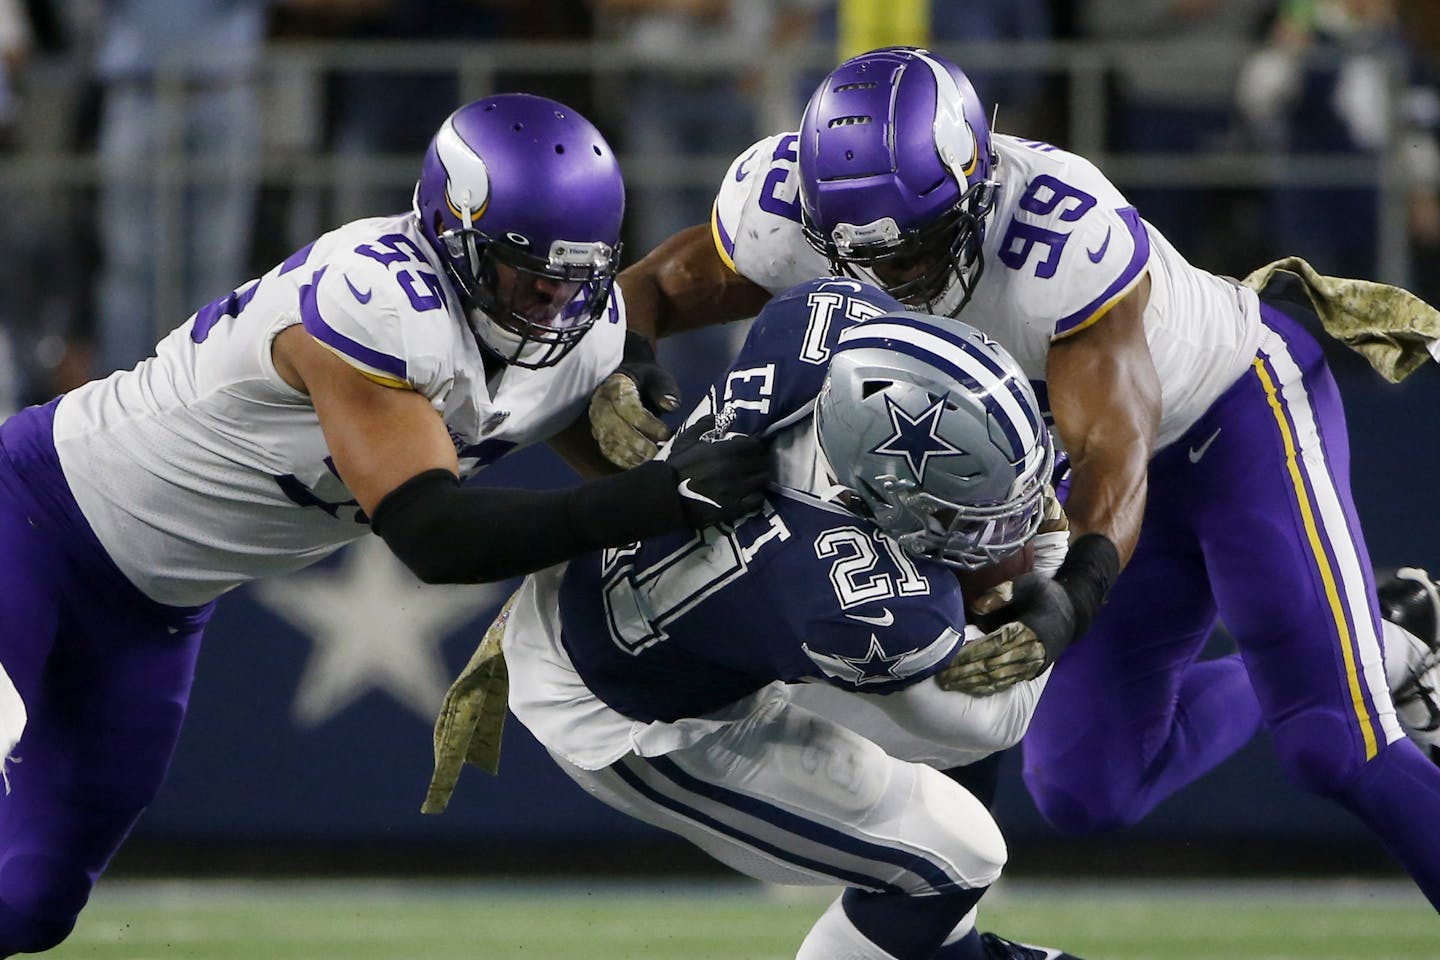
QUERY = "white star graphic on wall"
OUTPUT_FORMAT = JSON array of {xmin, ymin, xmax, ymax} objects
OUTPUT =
[{"xmin": 251, "ymin": 537, "xmax": 509, "ymax": 727}]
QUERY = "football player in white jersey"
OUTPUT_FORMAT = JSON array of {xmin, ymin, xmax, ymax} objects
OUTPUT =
[
  {"xmin": 0, "ymin": 93, "xmax": 769, "ymax": 954},
  {"xmin": 499, "ymin": 280, "xmax": 1079, "ymax": 960},
  {"xmin": 611, "ymin": 47, "xmax": 1440, "ymax": 911}
]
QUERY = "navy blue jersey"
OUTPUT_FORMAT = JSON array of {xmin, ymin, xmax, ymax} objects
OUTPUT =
[
  {"xmin": 698, "ymin": 277, "xmax": 903, "ymax": 439},
  {"xmin": 557, "ymin": 278, "xmax": 970, "ymax": 723}
]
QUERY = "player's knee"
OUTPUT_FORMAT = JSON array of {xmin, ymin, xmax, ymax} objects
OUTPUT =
[
  {"xmin": 1270, "ymin": 709, "xmax": 1367, "ymax": 798},
  {"xmin": 912, "ymin": 765, "xmax": 1007, "ymax": 888},
  {"xmin": 0, "ymin": 854, "xmax": 90, "ymax": 953},
  {"xmin": 1023, "ymin": 766, "xmax": 1141, "ymax": 837}
]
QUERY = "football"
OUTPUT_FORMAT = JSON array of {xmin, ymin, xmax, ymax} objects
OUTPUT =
[{"xmin": 955, "ymin": 542, "xmax": 1035, "ymax": 611}]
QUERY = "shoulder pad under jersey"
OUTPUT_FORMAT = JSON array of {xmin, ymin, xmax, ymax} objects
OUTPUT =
[
  {"xmin": 299, "ymin": 232, "xmax": 459, "ymax": 401},
  {"xmin": 991, "ymin": 137, "xmax": 1152, "ymax": 340},
  {"xmin": 711, "ymin": 133, "xmax": 830, "ymax": 294}
]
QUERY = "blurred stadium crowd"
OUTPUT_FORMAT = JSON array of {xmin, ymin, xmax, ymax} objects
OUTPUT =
[{"xmin": 0, "ymin": 0, "xmax": 1437, "ymax": 417}]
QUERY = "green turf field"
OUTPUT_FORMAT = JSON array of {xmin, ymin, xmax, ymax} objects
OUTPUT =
[{"xmin": 47, "ymin": 878, "xmax": 1434, "ymax": 959}]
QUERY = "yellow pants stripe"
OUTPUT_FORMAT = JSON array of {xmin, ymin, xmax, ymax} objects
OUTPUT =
[{"xmin": 1253, "ymin": 356, "xmax": 1378, "ymax": 758}]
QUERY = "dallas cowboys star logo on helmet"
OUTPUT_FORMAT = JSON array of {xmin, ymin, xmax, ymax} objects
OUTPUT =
[{"xmin": 870, "ymin": 395, "xmax": 966, "ymax": 481}]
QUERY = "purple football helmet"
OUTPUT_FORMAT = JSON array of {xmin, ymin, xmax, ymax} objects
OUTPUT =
[
  {"xmin": 798, "ymin": 47, "xmax": 999, "ymax": 318},
  {"xmin": 414, "ymin": 94, "xmax": 624, "ymax": 368}
]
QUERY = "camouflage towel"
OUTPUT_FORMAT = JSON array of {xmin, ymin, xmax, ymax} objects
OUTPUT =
[
  {"xmin": 421, "ymin": 591, "xmax": 516, "ymax": 815},
  {"xmin": 1242, "ymin": 256, "xmax": 1440, "ymax": 384}
]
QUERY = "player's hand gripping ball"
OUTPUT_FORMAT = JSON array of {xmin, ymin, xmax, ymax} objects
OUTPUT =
[
  {"xmin": 939, "ymin": 487, "xmax": 1072, "ymax": 695},
  {"xmin": 936, "ymin": 574, "xmax": 1073, "ymax": 695}
]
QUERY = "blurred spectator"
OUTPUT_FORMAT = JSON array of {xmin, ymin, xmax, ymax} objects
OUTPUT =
[
  {"xmin": 0, "ymin": 0, "xmax": 33, "ymax": 416},
  {"xmin": 1078, "ymin": 0, "xmax": 1274, "ymax": 273},
  {"xmin": 92, "ymin": 0, "xmax": 274, "ymax": 376},
  {"xmin": 590, "ymin": 0, "xmax": 820, "ymax": 255},
  {"xmin": 0, "ymin": 0, "xmax": 31, "ymax": 135},
  {"xmin": 274, "ymin": 1, "xmax": 515, "ymax": 227},
  {"xmin": 0, "ymin": 0, "xmax": 89, "ymax": 411},
  {"xmin": 929, "ymin": 1, "xmax": 1053, "ymax": 135},
  {"xmin": 818, "ymin": 0, "xmax": 1056, "ymax": 136},
  {"xmin": 1237, "ymin": 0, "xmax": 1440, "ymax": 279}
]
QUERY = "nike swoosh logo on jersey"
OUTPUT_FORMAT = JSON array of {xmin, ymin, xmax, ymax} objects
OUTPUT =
[
  {"xmin": 735, "ymin": 149, "xmax": 756, "ymax": 182},
  {"xmin": 677, "ymin": 478, "xmax": 722, "ymax": 509},
  {"xmin": 1188, "ymin": 427, "xmax": 1222, "ymax": 463},
  {"xmin": 1087, "ymin": 227, "xmax": 1112, "ymax": 263},
  {"xmin": 344, "ymin": 275, "xmax": 373, "ymax": 304},
  {"xmin": 846, "ymin": 608, "xmax": 896, "ymax": 627}
]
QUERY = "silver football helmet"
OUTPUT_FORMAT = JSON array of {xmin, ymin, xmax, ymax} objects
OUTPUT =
[{"xmin": 815, "ymin": 311, "xmax": 1053, "ymax": 569}]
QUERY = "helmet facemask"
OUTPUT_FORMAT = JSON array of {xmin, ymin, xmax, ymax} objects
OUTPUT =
[
  {"xmin": 805, "ymin": 176, "xmax": 997, "ymax": 319},
  {"xmin": 850, "ymin": 439, "xmax": 1052, "ymax": 569},
  {"xmin": 438, "ymin": 216, "xmax": 618, "ymax": 369},
  {"xmin": 814, "ymin": 311, "xmax": 1053, "ymax": 571}
]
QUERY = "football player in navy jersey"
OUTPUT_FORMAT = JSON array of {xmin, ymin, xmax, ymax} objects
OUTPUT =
[
  {"xmin": 608, "ymin": 46, "xmax": 1440, "ymax": 911},
  {"xmin": 0, "ymin": 94, "xmax": 768, "ymax": 954},
  {"xmin": 499, "ymin": 277, "xmax": 1079, "ymax": 960}
]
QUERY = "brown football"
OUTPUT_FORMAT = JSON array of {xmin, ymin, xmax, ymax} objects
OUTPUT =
[{"xmin": 954, "ymin": 542, "xmax": 1035, "ymax": 610}]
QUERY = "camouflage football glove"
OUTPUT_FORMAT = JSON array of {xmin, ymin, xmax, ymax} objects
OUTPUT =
[
  {"xmin": 590, "ymin": 331, "xmax": 682, "ymax": 469},
  {"xmin": 936, "ymin": 574, "xmax": 1075, "ymax": 695},
  {"xmin": 422, "ymin": 592, "xmax": 515, "ymax": 814}
]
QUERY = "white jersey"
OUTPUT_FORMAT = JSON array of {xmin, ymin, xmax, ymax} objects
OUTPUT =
[
  {"xmin": 712, "ymin": 132, "xmax": 1264, "ymax": 451},
  {"xmin": 53, "ymin": 214, "xmax": 626, "ymax": 607}
]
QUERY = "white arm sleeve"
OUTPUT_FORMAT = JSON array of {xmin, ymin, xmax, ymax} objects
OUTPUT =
[{"xmin": 788, "ymin": 665, "xmax": 1051, "ymax": 769}]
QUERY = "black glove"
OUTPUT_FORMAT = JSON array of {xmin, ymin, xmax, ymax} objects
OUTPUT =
[
  {"xmin": 620, "ymin": 331, "xmax": 682, "ymax": 418},
  {"xmin": 1008, "ymin": 572, "xmax": 1078, "ymax": 662},
  {"xmin": 664, "ymin": 415, "xmax": 771, "ymax": 528}
]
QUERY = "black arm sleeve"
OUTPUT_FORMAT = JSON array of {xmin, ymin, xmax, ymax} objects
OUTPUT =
[{"xmin": 369, "ymin": 464, "xmax": 684, "ymax": 584}]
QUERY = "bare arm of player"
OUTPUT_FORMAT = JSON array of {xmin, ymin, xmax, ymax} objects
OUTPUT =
[
  {"xmin": 591, "ymin": 223, "xmax": 776, "ymax": 469},
  {"xmin": 273, "ymin": 325, "xmax": 771, "ymax": 584},
  {"xmin": 548, "ymin": 409, "xmax": 624, "ymax": 480},
  {"xmin": 273, "ymin": 324, "xmax": 460, "ymax": 514},
  {"xmin": 939, "ymin": 277, "xmax": 1159, "ymax": 695},
  {"xmin": 618, "ymin": 223, "xmax": 774, "ymax": 343},
  {"xmin": 1047, "ymin": 273, "xmax": 1160, "ymax": 567}
]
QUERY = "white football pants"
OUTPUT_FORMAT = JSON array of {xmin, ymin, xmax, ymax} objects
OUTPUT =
[{"xmin": 550, "ymin": 693, "xmax": 1007, "ymax": 895}]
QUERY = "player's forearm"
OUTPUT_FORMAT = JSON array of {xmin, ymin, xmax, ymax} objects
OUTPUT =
[
  {"xmin": 1058, "ymin": 446, "xmax": 1148, "ymax": 568},
  {"xmin": 619, "ymin": 224, "xmax": 771, "ymax": 340},
  {"xmin": 369, "ymin": 465, "xmax": 684, "ymax": 584},
  {"xmin": 1046, "ymin": 282, "xmax": 1159, "ymax": 568}
]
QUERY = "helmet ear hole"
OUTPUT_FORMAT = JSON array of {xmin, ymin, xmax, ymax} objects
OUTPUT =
[{"xmin": 860, "ymin": 380, "xmax": 892, "ymax": 399}]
